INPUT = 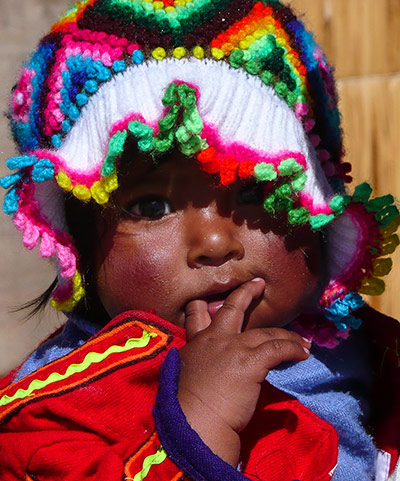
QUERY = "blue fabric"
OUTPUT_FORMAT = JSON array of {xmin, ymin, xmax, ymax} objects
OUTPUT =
[
  {"xmin": 14, "ymin": 315, "xmax": 98, "ymax": 382},
  {"xmin": 268, "ymin": 329, "xmax": 377, "ymax": 481},
  {"xmin": 14, "ymin": 314, "xmax": 377, "ymax": 480}
]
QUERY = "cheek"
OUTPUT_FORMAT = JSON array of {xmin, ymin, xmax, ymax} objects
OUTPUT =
[
  {"xmin": 245, "ymin": 231, "xmax": 321, "ymax": 328},
  {"xmin": 95, "ymin": 229, "xmax": 182, "ymax": 318}
]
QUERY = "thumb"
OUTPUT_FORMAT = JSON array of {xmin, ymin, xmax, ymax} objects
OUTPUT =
[{"xmin": 184, "ymin": 299, "xmax": 211, "ymax": 340}]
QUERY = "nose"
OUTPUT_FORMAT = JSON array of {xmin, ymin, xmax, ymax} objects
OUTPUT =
[{"xmin": 186, "ymin": 205, "xmax": 245, "ymax": 268}]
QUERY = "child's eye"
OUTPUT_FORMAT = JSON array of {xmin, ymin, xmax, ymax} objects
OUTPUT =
[
  {"xmin": 237, "ymin": 182, "xmax": 264, "ymax": 204},
  {"xmin": 125, "ymin": 196, "xmax": 173, "ymax": 219}
]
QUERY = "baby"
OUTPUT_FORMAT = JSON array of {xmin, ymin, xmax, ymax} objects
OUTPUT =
[{"xmin": 0, "ymin": 1, "xmax": 399, "ymax": 480}]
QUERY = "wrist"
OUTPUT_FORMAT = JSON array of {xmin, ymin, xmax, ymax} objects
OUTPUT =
[{"xmin": 178, "ymin": 388, "xmax": 240, "ymax": 466}]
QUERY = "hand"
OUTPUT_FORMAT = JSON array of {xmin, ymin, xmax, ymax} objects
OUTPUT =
[{"xmin": 178, "ymin": 278, "xmax": 311, "ymax": 466}]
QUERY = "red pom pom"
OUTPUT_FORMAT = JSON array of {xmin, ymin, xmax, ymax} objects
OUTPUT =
[
  {"xmin": 197, "ymin": 147, "xmax": 220, "ymax": 174},
  {"xmin": 238, "ymin": 161, "xmax": 255, "ymax": 179},
  {"xmin": 220, "ymin": 157, "xmax": 239, "ymax": 186}
]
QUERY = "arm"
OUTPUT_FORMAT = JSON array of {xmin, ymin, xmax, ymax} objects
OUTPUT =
[{"xmin": 0, "ymin": 312, "xmax": 186, "ymax": 481}]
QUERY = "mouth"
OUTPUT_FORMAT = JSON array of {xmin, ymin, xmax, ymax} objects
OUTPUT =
[
  {"xmin": 198, "ymin": 280, "xmax": 244, "ymax": 317},
  {"xmin": 203, "ymin": 289, "xmax": 235, "ymax": 316}
]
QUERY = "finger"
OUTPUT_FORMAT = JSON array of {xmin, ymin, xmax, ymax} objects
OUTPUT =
[
  {"xmin": 252, "ymin": 338, "xmax": 310, "ymax": 376},
  {"xmin": 211, "ymin": 278, "xmax": 266, "ymax": 333},
  {"xmin": 242, "ymin": 327, "xmax": 312, "ymax": 350},
  {"xmin": 185, "ymin": 299, "xmax": 211, "ymax": 340}
]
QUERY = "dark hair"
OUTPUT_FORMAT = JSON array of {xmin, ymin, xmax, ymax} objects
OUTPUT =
[{"xmin": 18, "ymin": 193, "xmax": 112, "ymax": 325}]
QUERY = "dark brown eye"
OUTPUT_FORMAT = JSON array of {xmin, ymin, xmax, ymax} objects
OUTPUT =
[{"xmin": 126, "ymin": 196, "xmax": 173, "ymax": 219}]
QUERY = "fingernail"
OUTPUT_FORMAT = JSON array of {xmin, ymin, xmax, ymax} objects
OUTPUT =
[
  {"xmin": 302, "ymin": 336, "xmax": 312, "ymax": 344},
  {"xmin": 303, "ymin": 347, "xmax": 310, "ymax": 355},
  {"xmin": 250, "ymin": 277, "xmax": 263, "ymax": 283}
]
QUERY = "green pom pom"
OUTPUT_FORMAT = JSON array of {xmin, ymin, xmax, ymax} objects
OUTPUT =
[
  {"xmin": 254, "ymin": 163, "xmax": 277, "ymax": 181},
  {"xmin": 230, "ymin": 49, "xmax": 244, "ymax": 68},
  {"xmin": 366, "ymin": 194, "xmax": 395, "ymax": 212},
  {"xmin": 261, "ymin": 70, "xmax": 274, "ymax": 85},
  {"xmin": 263, "ymin": 195, "xmax": 276, "ymax": 213},
  {"xmin": 275, "ymin": 183, "xmax": 291, "ymax": 199},
  {"xmin": 353, "ymin": 182, "xmax": 372, "ymax": 203},
  {"xmin": 288, "ymin": 207, "xmax": 310, "ymax": 225},
  {"xmin": 309, "ymin": 213, "xmax": 335, "ymax": 230},
  {"xmin": 275, "ymin": 81, "xmax": 288, "ymax": 99},
  {"xmin": 291, "ymin": 172, "xmax": 307, "ymax": 191},
  {"xmin": 153, "ymin": 130, "xmax": 174, "ymax": 152},
  {"xmin": 275, "ymin": 196, "xmax": 293, "ymax": 211},
  {"xmin": 245, "ymin": 59, "xmax": 261, "ymax": 75},
  {"xmin": 278, "ymin": 158, "xmax": 302, "ymax": 176},
  {"xmin": 329, "ymin": 195, "xmax": 350, "ymax": 215},
  {"xmin": 128, "ymin": 121, "xmax": 153, "ymax": 138},
  {"xmin": 128, "ymin": 121, "xmax": 154, "ymax": 152},
  {"xmin": 162, "ymin": 82, "xmax": 177, "ymax": 106},
  {"xmin": 177, "ymin": 83, "xmax": 196, "ymax": 109},
  {"xmin": 158, "ymin": 106, "xmax": 179, "ymax": 132},
  {"xmin": 102, "ymin": 130, "xmax": 127, "ymax": 176},
  {"xmin": 180, "ymin": 135, "xmax": 205, "ymax": 156},
  {"xmin": 183, "ymin": 106, "xmax": 203, "ymax": 135},
  {"xmin": 286, "ymin": 91, "xmax": 297, "ymax": 107},
  {"xmin": 375, "ymin": 205, "xmax": 399, "ymax": 228}
]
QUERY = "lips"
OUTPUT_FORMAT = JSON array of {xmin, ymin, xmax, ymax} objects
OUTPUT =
[{"xmin": 204, "ymin": 289, "xmax": 235, "ymax": 316}]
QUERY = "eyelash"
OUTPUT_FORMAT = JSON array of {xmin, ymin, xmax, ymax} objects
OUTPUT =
[
  {"xmin": 122, "ymin": 195, "xmax": 174, "ymax": 220},
  {"xmin": 118, "ymin": 183, "xmax": 264, "ymax": 220}
]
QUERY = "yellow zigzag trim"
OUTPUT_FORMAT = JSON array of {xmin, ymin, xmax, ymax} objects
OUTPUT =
[
  {"xmin": 131, "ymin": 447, "xmax": 168, "ymax": 481},
  {"xmin": 0, "ymin": 330, "xmax": 157, "ymax": 407}
]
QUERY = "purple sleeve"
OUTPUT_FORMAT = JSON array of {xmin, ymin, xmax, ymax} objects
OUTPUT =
[{"xmin": 153, "ymin": 348, "xmax": 248, "ymax": 481}]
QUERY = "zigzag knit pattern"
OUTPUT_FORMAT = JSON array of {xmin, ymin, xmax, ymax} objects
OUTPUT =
[
  {"xmin": 10, "ymin": 0, "xmax": 347, "ymax": 190},
  {"xmin": 1, "ymin": 0, "xmax": 399, "ymax": 342}
]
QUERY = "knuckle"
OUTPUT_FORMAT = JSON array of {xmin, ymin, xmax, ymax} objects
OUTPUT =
[
  {"xmin": 221, "ymin": 300, "xmax": 239, "ymax": 313},
  {"xmin": 269, "ymin": 339, "xmax": 284, "ymax": 353}
]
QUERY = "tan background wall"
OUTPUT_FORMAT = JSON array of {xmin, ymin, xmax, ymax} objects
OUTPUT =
[{"xmin": 0, "ymin": 0, "xmax": 399, "ymax": 376}]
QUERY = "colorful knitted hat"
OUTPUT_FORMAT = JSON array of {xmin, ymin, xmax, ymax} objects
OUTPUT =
[{"xmin": 2, "ymin": 0, "xmax": 399, "ymax": 345}]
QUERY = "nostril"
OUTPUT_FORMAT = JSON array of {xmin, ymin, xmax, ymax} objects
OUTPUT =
[{"xmin": 195, "ymin": 250, "xmax": 242, "ymax": 267}]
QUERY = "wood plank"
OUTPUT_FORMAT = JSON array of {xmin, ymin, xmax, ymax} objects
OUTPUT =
[
  {"xmin": 338, "ymin": 75, "xmax": 400, "ymax": 317},
  {"xmin": 291, "ymin": 0, "xmax": 400, "ymax": 78}
]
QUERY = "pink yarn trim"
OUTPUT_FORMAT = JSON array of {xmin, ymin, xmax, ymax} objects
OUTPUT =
[
  {"xmin": 299, "ymin": 192, "xmax": 334, "ymax": 216},
  {"xmin": 200, "ymin": 123, "xmax": 307, "ymax": 169},
  {"xmin": 333, "ymin": 204, "xmax": 381, "ymax": 291},
  {"xmin": 13, "ymin": 181, "xmax": 78, "ymax": 281},
  {"xmin": 12, "ymin": 68, "xmax": 35, "ymax": 123}
]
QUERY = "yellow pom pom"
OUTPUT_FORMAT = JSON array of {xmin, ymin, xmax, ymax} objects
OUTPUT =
[
  {"xmin": 173, "ymin": 46, "xmax": 186, "ymax": 59},
  {"xmin": 373, "ymin": 258, "xmax": 393, "ymax": 277},
  {"xmin": 211, "ymin": 47, "xmax": 224, "ymax": 60},
  {"xmin": 52, "ymin": 272, "xmax": 85, "ymax": 312},
  {"xmin": 381, "ymin": 234, "xmax": 400, "ymax": 255},
  {"xmin": 56, "ymin": 171, "xmax": 73, "ymax": 192},
  {"xmin": 153, "ymin": 1, "xmax": 164, "ymax": 9},
  {"xmin": 73, "ymin": 184, "xmax": 91, "ymax": 201},
  {"xmin": 381, "ymin": 215, "xmax": 400, "ymax": 238},
  {"xmin": 359, "ymin": 277, "xmax": 386, "ymax": 296},
  {"xmin": 253, "ymin": 28, "xmax": 267, "ymax": 40},
  {"xmin": 266, "ymin": 25, "xmax": 275, "ymax": 34},
  {"xmin": 104, "ymin": 172, "xmax": 119, "ymax": 193},
  {"xmin": 193, "ymin": 46, "xmax": 204, "ymax": 59},
  {"xmin": 276, "ymin": 37, "xmax": 286, "ymax": 47},
  {"xmin": 165, "ymin": 6, "xmax": 175, "ymax": 12},
  {"xmin": 239, "ymin": 40, "xmax": 250, "ymax": 50},
  {"xmin": 91, "ymin": 182, "xmax": 110, "ymax": 205},
  {"xmin": 152, "ymin": 47, "xmax": 166, "ymax": 60}
]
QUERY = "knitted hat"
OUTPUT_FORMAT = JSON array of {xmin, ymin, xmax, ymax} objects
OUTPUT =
[{"xmin": 2, "ymin": 0, "xmax": 399, "ymax": 345}]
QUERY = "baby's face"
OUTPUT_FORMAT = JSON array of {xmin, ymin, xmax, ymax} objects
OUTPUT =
[{"xmin": 95, "ymin": 151, "xmax": 321, "ymax": 330}]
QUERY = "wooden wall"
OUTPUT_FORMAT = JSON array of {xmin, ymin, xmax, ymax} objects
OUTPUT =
[
  {"xmin": 291, "ymin": 0, "xmax": 400, "ymax": 316},
  {"xmin": 0, "ymin": 0, "xmax": 399, "ymax": 375}
]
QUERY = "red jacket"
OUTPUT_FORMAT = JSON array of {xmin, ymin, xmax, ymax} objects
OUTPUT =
[{"xmin": 0, "ymin": 307, "xmax": 398, "ymax": 481}]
